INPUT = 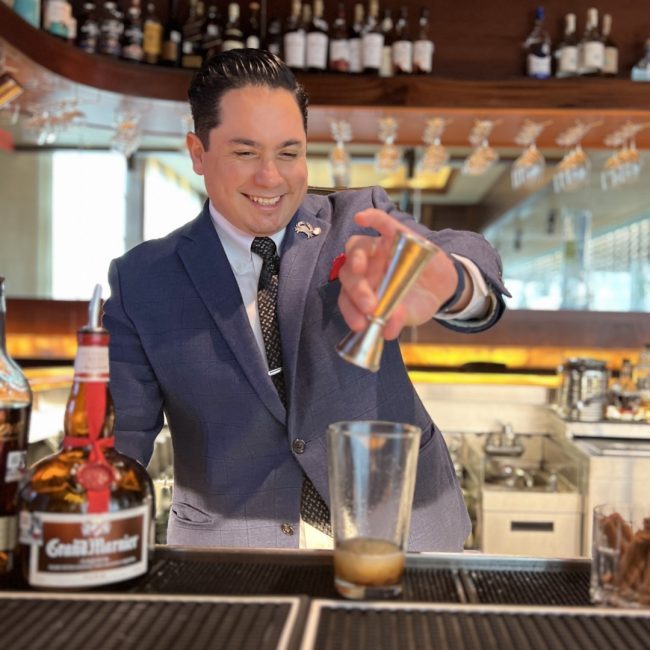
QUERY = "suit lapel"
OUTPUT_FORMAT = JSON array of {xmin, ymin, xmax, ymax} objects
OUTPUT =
[
  {"xmin": 278, "ymin": 205, "xmax": 331, "ymax": 408},
  {"xmin": 177, "ymin": 206, "xmax": 286, "ymax": 423}
]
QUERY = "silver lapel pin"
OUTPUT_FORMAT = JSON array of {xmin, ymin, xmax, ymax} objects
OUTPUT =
[{"xmin": 295, "ymin": 221, "xmax": 321, "ymax": 238}]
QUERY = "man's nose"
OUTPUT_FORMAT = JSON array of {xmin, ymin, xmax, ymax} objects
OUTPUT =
[{"xmin": 256, "ymin": 159, "xmax": 283, "ymax": 185}]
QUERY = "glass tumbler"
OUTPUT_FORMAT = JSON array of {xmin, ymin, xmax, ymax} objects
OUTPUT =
[{"xmin": 326, "ymin": 420, "xmax": 421, "ymax": 599}]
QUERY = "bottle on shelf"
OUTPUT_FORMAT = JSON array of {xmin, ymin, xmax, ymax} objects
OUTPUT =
[
  {"xmin": 142, "ymin": 1, "xmax": 163, "ymax": 65},
  {"xmin": 523, "ymin": 6, "xmax": 551, "ymax": 79},
  {"xmin": 412, "ymin": 6, "xmax": 434, "ymax": 74},
  {"xmin": 306, "ymin": 0, "xmax": 328, "ymax": 72},
  {"xmin": 18, "ymin": 286, "xmax": 155, "ymax": 590},
  {"xmin": 555, "ymin": 13, "xmax": 578, "ymax": 78},
  {"xmin": 160, "ymin": 0, "xmax": 182, "ymax": 66},
  {"xmin": 121, "ymin": 0, "xmax": 144, "ymax": 63},
  {"xmin": 631, "ymin": 39, "xmax": 650, "ymax": 82},
  {"xmin": 181, "ymin": 0, "xmax": 205, "ymax": 68},
  {"xmin": 328, "ymin": 2, "xmax": 350, "ymax": 73},
  {"xmin": 391, "ymin": 6, "xmax": 412, "ymax": 75},
  {"xmin": 76, "ymin": 1, "xmax": 100, "ymax": 54},
  {"xmin": 283, "ymin": 0, "xmax": 305, "ymax": 71},
  {"xmin": 361, "ymin": 0, "xmax": 383, "ymax": 75},
  {"xmin": 601, "ymin": 13, "xmax": 618, "ymax": 77},
  {"xmin": 348, "ymin": 2, "xmax": 364, "ymax": 74},
  {"xmin": 221, "ymin": 2, "xmax": 244, "ymax": 51},
  {"xmin": 97, "ymin": 0, "xmax": 123, "ymax": 57},
  {"xmin": 202, "ymin": 1, "xmax": 222, "ymax": 60},
  {"xmin": 42, "ymin": 0, "xmax": 74, "ymax": 41},
  {"xmin": 379, "ymin": 8, "xmax": 394, "ymax": 78},
  {"xmin": 264, "ymin": 15, "xmax": 282, "ymax": 57},
  {"xmin": 578, "ymin": 7, "xmax": 604, "ymax": 76},
  {"xmin": 0, "ymin": 277, "xmax": 32, "ymax": 576},
  {"xmin": 245, "ymin": 2, "xmax": 261, "ymax": 49}
]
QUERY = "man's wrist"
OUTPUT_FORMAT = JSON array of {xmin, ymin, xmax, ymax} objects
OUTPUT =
[{"xmin": 437, "ymin": 257, "xmax": 466, "ymax": 314}]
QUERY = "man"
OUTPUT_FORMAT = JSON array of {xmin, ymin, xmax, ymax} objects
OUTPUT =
[{"xmin": 104, "ymin": 49, "xmax": 509, "ymax": 551}]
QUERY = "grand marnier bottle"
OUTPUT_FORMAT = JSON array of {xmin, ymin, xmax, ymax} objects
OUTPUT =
[
  {"xmin": 0, "ymin": 277, "xmax": 32, "ymax": 575},
  {"xmin": 19, "ymin": 286, "xmax": 154, "ymax": 589}
]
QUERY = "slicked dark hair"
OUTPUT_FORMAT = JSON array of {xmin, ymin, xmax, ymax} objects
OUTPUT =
[{"xmin": 188, "ymin": 49, "xmax": 309, "ymax": 149}]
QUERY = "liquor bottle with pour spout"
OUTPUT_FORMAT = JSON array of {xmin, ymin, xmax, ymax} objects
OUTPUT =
[
  {"xmin": 0, "ymin": 277, "xmax": 32, "ymax": 576},
  {"xmin": 18, "ymin": 285, "xmax": 154, "ymax": 589}
]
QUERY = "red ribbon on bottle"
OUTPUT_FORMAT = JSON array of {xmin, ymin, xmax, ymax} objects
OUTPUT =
[{"xmin": 63, "ymin": 381, "xmax": 116, "ymax": 514}]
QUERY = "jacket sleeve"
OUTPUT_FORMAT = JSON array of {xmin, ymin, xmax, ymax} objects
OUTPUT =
[
  {"xmin": 103, "ymin": 258, "xmax": 164, "ymax": 467},
  {"xmin": 370, "ymin": 185, "xmax": 510, "ymax": 333}
]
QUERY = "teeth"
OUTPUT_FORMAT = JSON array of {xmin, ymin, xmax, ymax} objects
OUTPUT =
[{"xmin": 248, "ymin": 195, "xmax": 281, "ymax": 206}]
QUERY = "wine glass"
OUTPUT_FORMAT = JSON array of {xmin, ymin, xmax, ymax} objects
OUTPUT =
[
  {"xmin": 601, "ymin": 121, "xmax": 648, "ymax": 190},
  {"xmin": 418, "ymin": 117, "xmax": 450, "ymax": 173},
  {"xmin": 329, "ymin": 119, "xmax": 352, "ymax": 188},
  {"xmin": 375, "ymin": 117, "xmax": 401, "ymax": 174},
  {"xmin": 462, "ymin": 119, "xmax": 500, "ymax": 176},
  {"xmin": 553, "ymin": 120, "xmax": 601, "ymax": 193},
  {"xmin": 511, "ymin": 119, "xmax": 551, "ymax": 190}
]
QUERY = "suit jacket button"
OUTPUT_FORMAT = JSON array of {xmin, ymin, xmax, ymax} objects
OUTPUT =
[
  {"xmin": 292, "ymin": 439, "xmax": 306, "ymax": 454},
  {"xmin": 281, "ymin": 523, "xmax": 294, "ymax": 536}
]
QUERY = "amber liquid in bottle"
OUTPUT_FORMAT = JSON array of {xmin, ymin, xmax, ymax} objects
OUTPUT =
[{"xmin": 19, "ymin": 290, "xmax": 154, "ymax": 590}]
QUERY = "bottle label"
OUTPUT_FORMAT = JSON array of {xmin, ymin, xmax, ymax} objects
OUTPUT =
[
  {"xmin": 527, "ymin": 53, "xmax": 551, "ymax": 78},
  {"xmin": 143, "ymin": 22, "xmax": 162, "ymax": 56},
  {"xmin": 329, "ymin": 38, "xmax": 350, "ymax": 70},
  {"xmin": 74, "ymin": 345, "xmax": 109, "ymax": 382},
  {"xmin": 362, "ymin": 32, "xmax": 384, "ymax": 69},
  {"xmin": 392, "ymin": 40, "xmax": 413, "ymax": 73},
  {"xmin": 603, "ymin": 47, "xmax": 618, "ymax": 75},
  {"xmin": 558, "ymin": 45, "xmax": 578, "ymax": 75},
  {"xmin": 0, "ymin": 515, "xmax": 17, "ymax": 552},
  {"xmin": 245, "ymin": 35, "xmax": 260, "ymax": 49},
  {"xmin": 5, "ymin": 449, "xmax": 26, "ymax": 482},
  {"xmin": 413, "ymin": 40, "xmax": 434, "ymax": 73},
  {"xmin": 284, "ymin": 31, "xmax": 306, "ymax": 68},
  {"xmin": 582, "ymin": 41, "xmax": 604, "ymax": 71},
  {"xmin": 20, "ymin": 505, "xmax": 150, "ymax": 588},
  {"xmin": 348, "ymin": 37, "xmax": 362, "ymax": 72},
  {"xmin": 306, "ymin": 32, "xmax": 328, "ymax": 69},
  {"xmin": 380, "ymin": 46, "xmax": 393, "ymax": 77}
]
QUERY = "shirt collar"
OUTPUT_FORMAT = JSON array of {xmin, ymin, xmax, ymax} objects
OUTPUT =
[{"xmin": 208, "ymin": 201, "xmax": 287, "ymax": 275}]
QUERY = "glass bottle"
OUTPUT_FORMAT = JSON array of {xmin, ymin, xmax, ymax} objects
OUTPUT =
[
  {"xmin": 601, "ymin": 14, "xmax": 618, "ymax": 77},
  {"xmin": 264, "ymin": 15, "xmax": 282, "ymax": 57},
  {"xmin": 121, "ymin": 0, "xmax": 144, "ymax": 63},
  {"xmin": 142, "ymin": 1, "xmax": 163, "ymax": 65},
  {"xmin": 306, "ymin": 0, "xmax": 328, "ymax": 72},
  {"xmin": 181, "ymin": 0, "xmax": 205, "ymax": 68},
  {"xmin": 18, "ymin": 286, "xmax": 154, "ymax": 590},
  {"xmin": 361, "ymin": 0, "xmax": 383, "ymax": 75},
  {"xmin": 98, "ymin": 0, "xmax": 123, "ymax": 57},
  {"xmin": 412, "ymin": 6, "xmax": 434, "ymax": 74},
  {"xmin": 631, "ymin": 39, "xmax": 650, "ymax": 82},
  {"xmin": 578, "ymin": 7, "xmax": 604, "ymax": 76},
  {"xmin": 391, "ymin": 6, "xmax": 412, "ymax": 75},
  {"xmin": 221, "ymin": 2, "xmax": 244, "ymax": 51},
  {"xmin": 328, "ymin": 2, "xmax": 349, "ymax": 72},
  {"xmin": 43, "ymin": 0, "xmax": 72, "ymax": 41},
  {"xmin": 379, "ymin": 8, "xmax": 394, "ymax": 77},
  {"xmin": 283, "ymin": 0, "xmax": 305, "ymax": 71},
  {"xmin": 76, "ymin": 1, "xmax": 100, "ymax": 54},
  {"xmin": 555, "ymin": 13, "xmax": 578, "ymax": 78},
  {"xmin": 348, "ymin": 2, "xmax": 364, "ymax": 74},
  {"xmin": 202, "ymin": 1, "xmax": 222, "ymax": 60},
  {"xmin": 161, "ymin": 0, "xmax": 182, "ymax": 66},
  {"xmin": 245, "ymin": 1, "xmax": 261, "ymax": 49},
  {"xmin": 523, "ymin": 6, "xmax": 551, "ymax": 79},
  {"xmin": 0, "ymin": 277, "xmax": 32, "ymax": 575}
]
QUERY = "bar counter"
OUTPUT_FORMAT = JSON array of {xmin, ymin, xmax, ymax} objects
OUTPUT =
[{"xmin": 2, "ymin": 547, "xmax": 648, "ymax": 649}]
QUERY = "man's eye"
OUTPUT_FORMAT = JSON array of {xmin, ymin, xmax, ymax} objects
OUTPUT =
[
  {"xmin": 279, "ymin": 151, "xmax": 298, "ymax": 160},
  {"xmin": 235, "ymin": 151, "xmax": 255, "ymax": 158}
]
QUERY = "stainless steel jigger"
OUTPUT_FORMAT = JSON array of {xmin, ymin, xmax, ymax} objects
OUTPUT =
[{"xmin": 336, "ymin": 229, "xmax": 438, "ymax": 372}]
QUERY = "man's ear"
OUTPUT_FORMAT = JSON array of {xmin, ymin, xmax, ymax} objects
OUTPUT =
[{"xmin": 186, "ymin": 132, "xmax": 206, "ymax": 175}]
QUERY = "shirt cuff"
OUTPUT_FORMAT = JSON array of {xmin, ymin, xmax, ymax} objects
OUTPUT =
[{"xmin": 435, "ymin": 254, "xmax": 492, "ymax": 323}]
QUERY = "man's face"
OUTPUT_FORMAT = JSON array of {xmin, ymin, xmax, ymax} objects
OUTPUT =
[{"xmin": 187, "ymin": 86, "xmax": 308, "ymax": 237}]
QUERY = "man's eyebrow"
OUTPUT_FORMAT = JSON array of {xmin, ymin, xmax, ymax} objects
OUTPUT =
[{"xmin": 227, "ymin": 138, "xmax": 304, "ymax": 149}]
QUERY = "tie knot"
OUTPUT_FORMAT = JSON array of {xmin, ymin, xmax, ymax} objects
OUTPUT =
[{"xmin": 251, "ymin": 237, "xmax": 278, "ymax": 262}]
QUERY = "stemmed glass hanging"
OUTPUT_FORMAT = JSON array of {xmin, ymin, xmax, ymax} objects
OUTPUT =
[
  {"xmin": 601, "ymin": 121, "xmax": 648, "ymax": 190},
  {"xmin": 511, "ymin": 119, "xmax": 551, "ymax": 190},
  {"xmin": 462, "ymin": 119, "xmax": 500, "ymax": 176},
  {"xmin": 553, "ymin": 120, "xmax": 601, "ymax": 193},
  {"xmin": 329, "ymin": 119, "xmax": 352, "ymax": 188},
  {"xmin": 375, "ymin": 117, "xmax": 401, "ymax": 173},
  {"xmin": 110, "ymin": 108, "xmax": 142, "ymax": 158},
  {"xmin": 418, "ymin": 117, "xmax": 451, "ymax": 173}
]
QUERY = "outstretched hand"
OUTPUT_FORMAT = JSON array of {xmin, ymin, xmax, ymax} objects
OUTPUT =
[{"xmin": 337, "ymin": 209, "xmax": 464, "ymax": 340}]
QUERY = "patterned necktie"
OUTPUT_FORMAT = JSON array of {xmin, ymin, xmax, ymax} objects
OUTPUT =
[{"xmin": 251, "ymin": 237, "xmax": 332, "ymax": 537}]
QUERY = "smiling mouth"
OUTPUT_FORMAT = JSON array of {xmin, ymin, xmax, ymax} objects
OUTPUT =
[{"xmin": 245, "ymin": 194, "xmax": 282, "ymax": 206}]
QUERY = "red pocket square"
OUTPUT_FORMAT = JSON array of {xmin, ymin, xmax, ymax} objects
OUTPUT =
[{"xmin": 329, "ymin": 253, "xmax": 346, "ymax": 282}]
